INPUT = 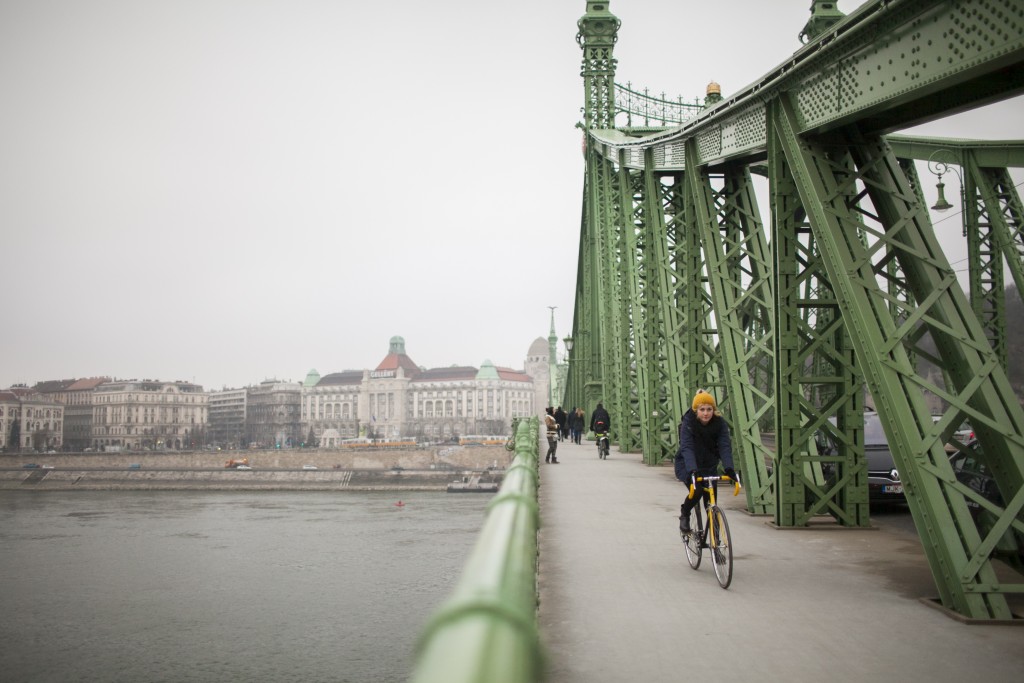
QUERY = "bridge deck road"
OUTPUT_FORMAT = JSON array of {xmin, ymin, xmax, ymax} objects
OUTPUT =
[{"xmin": 536, "ymin": 439, "xmax": 1024, "ymax": 683}]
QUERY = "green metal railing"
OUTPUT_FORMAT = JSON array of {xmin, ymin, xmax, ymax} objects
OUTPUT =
[
  {"xmin": 410, "ymin": 417, "xmax": 543, "ymax": 683},
  {"xmin": 614, "ymin": 81, "xmax": 703, "ymax": 127}
]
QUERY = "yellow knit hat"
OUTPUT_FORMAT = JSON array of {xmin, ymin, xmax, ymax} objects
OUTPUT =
[{"xmin": 692, "ymin": 391, "xmax": 717, "ymax": 411}]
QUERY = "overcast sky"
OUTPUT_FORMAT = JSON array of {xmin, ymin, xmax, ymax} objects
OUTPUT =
[{"xmin": 2, "ymin": 0, "xmax": 1021, "ymax": 391}]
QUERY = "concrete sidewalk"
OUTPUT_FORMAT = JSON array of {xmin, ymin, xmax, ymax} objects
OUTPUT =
[{"xmin": 537, "ymin": 439, "xmax": 1024, "ymax": 683}]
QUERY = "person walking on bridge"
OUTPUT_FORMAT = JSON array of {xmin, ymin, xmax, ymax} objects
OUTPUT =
[
  {"xmin": 570, "ymin": 407, "xmax": 585, "ymax": 445},
  {"xmin": 675, "ymin": 390, "xmax": 736, "ymax": 533},
  {"xmin": 544, "ymin": 407, "xmax": 560, "ymax": 464},
  {"xmin": 554, "ymin": 406, "xmax": 568, "ymax": 442}
]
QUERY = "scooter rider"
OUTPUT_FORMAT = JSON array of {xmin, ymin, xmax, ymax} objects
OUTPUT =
[{"xmin": 590, "ymin": 402, "xmax": 611, "ymax": 436}]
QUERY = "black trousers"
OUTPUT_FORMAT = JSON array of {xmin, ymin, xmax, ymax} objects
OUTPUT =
[{"xmin": 681, "ymin": 473, "xmax": 719, "ymax": 516}]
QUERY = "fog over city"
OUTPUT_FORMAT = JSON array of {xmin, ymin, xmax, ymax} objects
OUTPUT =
[{"xmin": 2, "ymin": 0, "xmax": 1021, "ymax": 391}]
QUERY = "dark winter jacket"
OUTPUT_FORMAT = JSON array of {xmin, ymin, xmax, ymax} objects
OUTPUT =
[
  {"xmin": 674, "ymin": 409, "xmax": 734, "ymax": 481},
  {"xmin": 590, "ymin": 405, "xmax": 611, "ymax": 433}
]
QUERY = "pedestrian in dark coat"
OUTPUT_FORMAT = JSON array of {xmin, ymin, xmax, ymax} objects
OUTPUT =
[
  {"xmin": 570, "ymin": 407, "xmax": 585, "ymax": 444},
  {"xmin": 554, "ymin": 406, "xmax": 568, "ymax": 442}
]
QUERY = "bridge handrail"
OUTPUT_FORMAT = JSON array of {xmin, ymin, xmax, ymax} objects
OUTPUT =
[
  {"xmin": 614, "ymin": 81, "xmax": 703, "ymax": 127},
  {"xmin": 410, "ymin": 417, "xmax": 542, "ymax": 683}
]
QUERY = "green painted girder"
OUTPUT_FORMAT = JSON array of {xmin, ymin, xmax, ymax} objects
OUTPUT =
[
  {"xmin": 887, "ymin": 139, "xmax": 1024, "ymax": 370},
  {"xmin": 682, "ymin": 149, "xmax": 775, "ymax": 515},
  {"xmin": 613, "ymin": 156, "xmax": 643, "ymax": 453},
  {"xmin": 617, "ymin": 150, "xmax": 670, "ymax": 463},
  {"xmin": 718, "ymin": 168, "xmax": 776, "ymax": 513},
  {"xmin": 602, "ymin": 157, "xmax": 628, "ymax": 448},
  {"xmin": 589, "ymin": 150, "xmax": 613, "ymax": 417},
  {"xmin": 577, "ymin": 147, "xmax": 609, "ymax": 417},
  {"xmin": 639, "ymin": 169, "xmax": 692, "ymax": 465},
  {"xmin": 620, "ymin": 153, "xmax": 654, "ymax": 460},
  {"xmin": 768, "ymin": 113, "xmax": 870, "ymax": 529},
  {"xmin": 681, "ymin": 186, "xmax": 721, "ymax": 403},
  {"xmin": 774, "ymin": 94, "xmax": 1024, "ymax": 619},
  {"xmin": 890, "ymin": 158, "xmax": 923, "ymax": 370},
  {"xmin": 975, "ymin": 165, "xmax": 1024, "ymax": 299},
  {"xmin": 887, "ymin": 136, "xmax": 1024, "ymax": 169},
  {"xmin": 964, "ymin": 154, "xmax": 1008, "ymax": 370},
  {"xmin": 587, "ymin": 0, "xmax": 1024, "ymax": 171}
]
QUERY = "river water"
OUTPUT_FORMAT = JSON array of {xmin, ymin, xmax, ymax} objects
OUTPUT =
[{"xmin": 0, "ymin": 490, "xmax": 491, "ymax": 683}]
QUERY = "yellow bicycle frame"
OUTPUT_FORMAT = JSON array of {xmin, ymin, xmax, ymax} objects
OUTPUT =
[{"xmin": 687, "ymin": 475, "xmax": 742, "ymax": 546}]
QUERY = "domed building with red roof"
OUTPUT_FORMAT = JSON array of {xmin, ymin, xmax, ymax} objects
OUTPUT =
[{"xmin": 302, "ymin": 336, "xmax": 543, "ymax": 445}]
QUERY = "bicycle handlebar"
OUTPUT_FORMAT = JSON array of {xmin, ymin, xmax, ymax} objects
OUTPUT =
[{"xmin": 686, "ymin": 474, "xmax": 742, "ymax": 499}]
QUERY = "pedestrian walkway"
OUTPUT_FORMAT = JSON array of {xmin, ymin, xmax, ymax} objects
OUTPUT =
[{"xmin": 537, "ymin": 439, "xmax": 1024, "ymax": 683}]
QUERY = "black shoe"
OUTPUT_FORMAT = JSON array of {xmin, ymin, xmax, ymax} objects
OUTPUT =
[
  {"xmin": 679, "ymin": 516, "xmax": 691, "ymax": 533},
  {"xmin": 551, "ymin": 459, "xmax": 559, "ymax": 464}
]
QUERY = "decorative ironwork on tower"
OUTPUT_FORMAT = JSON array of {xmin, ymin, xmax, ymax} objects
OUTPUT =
[
  {"xmin": 577, "ymin": 1, "xmax": 620, "ymax": 130},
  {"xmin": 799, "ymin": 0, "xmax": 846, "ymax": 43}
]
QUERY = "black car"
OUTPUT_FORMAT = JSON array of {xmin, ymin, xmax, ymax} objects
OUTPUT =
[
  {"xmin": 817, "ymin": 412, "xmax": 904, "ymax": 504},
  {"xmin": 948, "ymin": 440, "xmax": 1024, "ymax": 566}
]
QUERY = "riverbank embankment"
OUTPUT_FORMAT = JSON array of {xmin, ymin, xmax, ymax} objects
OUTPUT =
[{"xmin": 0, "ymin": 445, "xmax": 511, "ymax": 492}]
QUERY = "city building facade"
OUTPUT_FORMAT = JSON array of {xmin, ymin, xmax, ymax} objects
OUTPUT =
[
  {"xmin": 245, "ymin": 380, "xmax": 302, "ymax": 448},
  {"xmin": 301, "ymin": 336, "xmax": 540, "ymax": 445},
  {"xmin": 0, "ymin": 386, "xmax": 64, "ymax": 451},
  {"xmin": 2, "ymin": 334, "xmax": 549, "ymax": 451},
  {"xmin": 301, "ymin": 370, "xmax": 362, "ymax": 446},
  {"xmin": 91, "ymin": 380, "xmax": 207, "ymax": 451},
  {"xmin": 207, "ymin": 388, "xmax": 247, "ymax": 449},
  {"xmin": 34, "ymin": 377, "xmax": 109, "ymax": 451}
]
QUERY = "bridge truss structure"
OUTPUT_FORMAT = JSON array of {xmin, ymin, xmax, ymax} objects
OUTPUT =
[{"xmin": 564, "ymin": 0, "xmax": 1024, "ymax": 620}]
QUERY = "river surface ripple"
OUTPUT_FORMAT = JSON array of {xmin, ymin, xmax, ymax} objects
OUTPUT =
[{"xmin": 0, "ymin": 490, "xmax": 489, "ymax": 683}]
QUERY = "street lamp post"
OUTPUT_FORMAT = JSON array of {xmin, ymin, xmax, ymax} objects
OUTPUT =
[{"xmin": 563, "ymin": 336, "xmax": 574, "ymax": 408}]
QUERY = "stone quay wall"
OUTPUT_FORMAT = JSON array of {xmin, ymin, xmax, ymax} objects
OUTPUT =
[{"xmin": 0, "ymin": 445, "xmax": 512, "ymax": 492}]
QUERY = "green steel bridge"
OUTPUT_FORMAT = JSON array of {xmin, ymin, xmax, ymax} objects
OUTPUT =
[
  {"xmin": 563, "ymin": 0, "xmax": 1024, "ymax": 622},
  {"xmin": 412, "ymin": 2, "xmax": 1024, "ymax": 680}
]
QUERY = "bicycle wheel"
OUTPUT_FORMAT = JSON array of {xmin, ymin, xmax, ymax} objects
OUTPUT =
[
  {"xmin": 708, "ymin": 505, "xmax": 733, "ymax": 589},
  {"xmin": 681, "ymin": 505, "xmax": 702, "ymax": 570}
]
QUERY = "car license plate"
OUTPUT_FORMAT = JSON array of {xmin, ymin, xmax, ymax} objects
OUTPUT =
[{"xmin": 883, "ymin": 484, "xmax": 903, "ymax": 494}]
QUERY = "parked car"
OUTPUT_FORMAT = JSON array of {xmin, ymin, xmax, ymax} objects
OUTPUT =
[
  {"xmin": 235, "ymin": 465, "xmax": 253, "ymax": 470},
  {"xmin": 302, "ymin": 465, "xmax": 318, "ymax": 470},
  {"xmin": 948, "ymin": 440, "xmax": 1024, "ymax": 566},
  {"xmin": 817, "ymin": 412, "xmax": 904, "ymax": 504},
  {"xmin": 22, "ymin": 463, "xmax": 40, "ymax": 469},
  {"xmin": 953, "ymin": 421, "xmax": 974, "ymax": 443}
]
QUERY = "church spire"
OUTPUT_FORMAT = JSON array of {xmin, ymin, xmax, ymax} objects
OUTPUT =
[{"xmin": 548, "ymin": 306, "xmax": 559, "ymax": 407}]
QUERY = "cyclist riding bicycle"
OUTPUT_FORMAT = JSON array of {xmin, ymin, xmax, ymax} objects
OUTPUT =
[
  {"xmin": 590, "ymin": 402, "xmax": 611, "ymax": 457},
  {"xmin": 590, "ymin": 402, "xmax": 611, "ymax": 436},
  {"xmin": 675, "ymin": 390, "xmax": 736, "ymax": 533}
]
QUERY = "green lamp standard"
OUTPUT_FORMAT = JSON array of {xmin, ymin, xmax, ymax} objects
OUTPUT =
[{"xmin": 563, "ymin": 336, "xmax": 574, "ymax": 408}]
